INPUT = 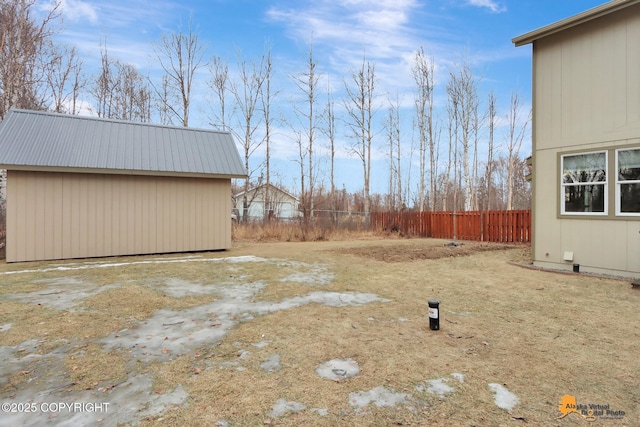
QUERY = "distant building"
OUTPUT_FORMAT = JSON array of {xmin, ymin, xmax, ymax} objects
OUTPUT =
[
  {"xmin": 0, "ymin": 109, "xmax": 245, "ymax": 262},
  {"xmin": 513, "ymin": 0, "xmax": 640, "ymax": 278},
  {"xmin": 234, "ymin": 183, "xmax": 300, "ymax": 221}
]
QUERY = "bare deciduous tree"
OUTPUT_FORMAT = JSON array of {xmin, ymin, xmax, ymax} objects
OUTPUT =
[
  {"xmin": 344, "ymin": 56, "xmax": 377, "ymax": 218},
  {"xmin": 412, "ymin": 47, "xmax": 436, "ymax": 212},
  {"xmin": 93, "ymin": 42, "xmax": 113, "ymax": 118},
  {"xmin": 154, "ymin": 74, "xmax": 171, "ymax": 125},
  {"xmin": 386, "ymin": 93, "xmax": 402, "ymax": 212},
  {"xmin": 153, "ymin": 18, "xmax": 207, "ymax": 127},
  {"xmin": 322, "ymin": 79, "xmax": 337, "ymax": 223},
  {"xmin": 208, "ymin": 55, "xmax": 229, "ymax": 130},
  {"xmin": 230, "ymin": 54, "xmax": 266, "ymax": 221},
  {"xmin": 446, "ymin": 62, "xmax": 479, "ymax": 212},
  {"xmin": 292, "ymin": 41, "xmax": 321, "ymax": 218},
  {"xmin": 485, "ymin": 90, "xmax": 497, "ymax": 210},
  {"xmin": 506, "ymin": 91, "xmax": 531, "ymax": 210},
  {"xmin": 0, "ymin": 0, "xmax": 61, "ymax": 118},
  {"xmin": 46, "ymin": 45, "xmax": 85, "ymax": 114},
  {"xmin": 293, "ymin": 129, "xmax": 307, "ymax": 221},
  {"xmin": 261, "ymin": 45, "xmax": 277, "ymax": 221},
  {"xmin": 92, "ymin": 43, "xmax": 151, "ymax": 122}
]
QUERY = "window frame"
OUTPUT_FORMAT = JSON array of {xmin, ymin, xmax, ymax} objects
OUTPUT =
[
  {"xmin": 560, "ymin": 150, "xmax": 608, "ymax": 216},
  {"xmin": 615, "ymin": 148, "xmax": 640, "ymax": 217}
]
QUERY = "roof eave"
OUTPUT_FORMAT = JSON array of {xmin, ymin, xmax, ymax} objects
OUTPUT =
[
  {"xmin": 512, "ymin": 0, "xmax": 640, "ymax": 46},
  {"xmin": 0, "ymin": 165, "xmax": 247, "ymax": 180}
]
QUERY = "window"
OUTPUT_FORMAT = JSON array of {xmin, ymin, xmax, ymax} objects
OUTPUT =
[
  {"xmin": 616, "ymin": 148, "xmax": 640, "ymax": 215},
  {"xmin": 561, "ymin": 151, "xmax": 607, "ymax": 215}
]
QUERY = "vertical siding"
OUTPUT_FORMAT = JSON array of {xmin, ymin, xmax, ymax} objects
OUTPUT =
[
  {"xmin": 627, "ymin": 16, "xmax": 640, "ymax": 125},
  {"xmin": 6, "ymin": 171, "xmax": 232, "ymax": 262},
  {"xmin": 627, "ymin": 221, "xmax": 640, "ymax": 272},
  {"xmin": 532, "ymin": 6, "xmax": 640, "ymax": 277},
  {"xmin": 535, "ymin": 9, "xmax": 640, "ymax": 149}
]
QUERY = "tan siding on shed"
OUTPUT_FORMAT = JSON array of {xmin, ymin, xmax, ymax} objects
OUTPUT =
[{"xmin": 6, "ymin": 170, "xmax": 231, "ymax": 262}]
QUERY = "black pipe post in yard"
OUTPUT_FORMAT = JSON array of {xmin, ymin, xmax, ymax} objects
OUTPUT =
[{"xmin": 428, "ymin": 299, "xmax": 440, "ymax": 331}]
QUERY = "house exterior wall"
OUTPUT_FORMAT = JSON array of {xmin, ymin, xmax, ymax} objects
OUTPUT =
[
  {"xmin": 234, "ymin": 185, "xmax": 299, "ymax": 220},
  {"xmin": 6, "ymin": 170, "xmax": 232, "ymax": 262},
  {"xmin": 240, "ymin": 200, "xmax": 297, "ymax": 220},
  {"xmin": 532, "ymin": 4, "xmax": 640, "ymax": 277}
]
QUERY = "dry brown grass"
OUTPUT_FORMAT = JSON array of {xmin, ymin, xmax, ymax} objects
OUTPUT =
[
  {"xmin": 1, "ymin": 238, "xmax": 639, "ymax": 426},
  {"xmin": 232, "ymin": 219, "xmax": 383, "ymax": 243}
]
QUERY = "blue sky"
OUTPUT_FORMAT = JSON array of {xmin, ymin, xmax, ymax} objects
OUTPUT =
[{"xmin": 51, "ymin": 0, "xmax": 608, "ymax": 196}]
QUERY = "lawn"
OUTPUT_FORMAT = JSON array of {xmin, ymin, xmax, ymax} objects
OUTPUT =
[{"xmin": 0, "ymin": 238, "xmax": 638, "ymax": 426}]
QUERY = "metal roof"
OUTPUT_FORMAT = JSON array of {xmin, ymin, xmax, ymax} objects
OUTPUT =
[
  {"xmin": 513, "ymin": 0, "xmax": 640, "ymax": 46},
  {"xmin": 0, "ymin": 109, "xmax": 246, "ymax": 178}
]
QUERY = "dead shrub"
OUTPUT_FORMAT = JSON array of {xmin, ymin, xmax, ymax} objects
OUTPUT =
[{"xmin": 232, "ymin": 217, "xmax": 377, "ymax": 243}]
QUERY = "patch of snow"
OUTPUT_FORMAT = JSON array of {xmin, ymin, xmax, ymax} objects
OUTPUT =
[
  {"xmin": 0, "ymin": 255, "xmax": 270, "ymax": 276},
  {"xmin": 416, "ymin": 373, "xmax": 464, "ymax": 398},
  {"xmin": 349, "ymin": 386, "xmax": 412, "ymax": 412},
  {"xmin": 156, "ymin": 278, "xmax": 217, "ymax": 298},
  {"xmin": 261, "ymin": 354, "xmax": 281, "ymax": 373},
  {"xmin": 268, "ymin": 398, "xmax": 306, "ymax": 418},
  {"xmin": 237, "ymin": 350, "xmax": 251, "ymax": 359},
  {"xmin": 279, "ymin": 263, "xmax": 334, "ymax": 286},
  {"xmin": 138, "ymin": 384, "xmax": 188, "ymax": 419},
  {"xmin": 315, "ymin": 358, "xmax": 360, "ymax": 381},
  {"xmin": 2, "ymin": 373, "xmax": 187, "ymax": 427},
  {"xmin": 422, "ymin": 378, "xmax": 455, "ymax": 398},
  {"xmin": 8, "ymin": 278, "xmax": 119, "ymax": 311},
  {"xmin": 311, "ymin": 408, "xmax": 328, "ymax": 416},
  {"xmin": 451, "ymin": 372, "xmax": 465, "ymax": 383},
  {"xmin": 218, "ymin": 361, "xmax": 240, "ymax": 370},
  {"xmin": 488, "ymin": 383, "xmax": 520, "ymax": 411},
  {"xmin": 0, "ymin": 323, "xmax": 11, "ymax": 332},
  {"xmin": 1, "ymin": 254, "xmax": 392, "ymax": 424},
  {"xmin": 101, "ymin": 287, "xmax": 387, "ymax": 363}
]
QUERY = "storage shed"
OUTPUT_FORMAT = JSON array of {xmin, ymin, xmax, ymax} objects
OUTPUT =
[{"xmin": 0, "ymin": 109, "xmax": 246, "ymax": 262}]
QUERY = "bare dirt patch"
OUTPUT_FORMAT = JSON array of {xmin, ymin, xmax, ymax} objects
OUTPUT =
[
  {"xmin": 0, "ymin": 238, "xmax": 638, "ymax": 426},
  {"xmin": 335, "ymin": 240, "xmax": 522, "ymax": 262}
]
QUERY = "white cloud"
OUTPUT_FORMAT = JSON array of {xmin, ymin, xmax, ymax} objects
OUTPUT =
[
  {"xmin": 266, "ymin": 0, "xmax": 421, "ymax": 59},
  {"xmin": 467, "ymin": 0, "xmax": 506, "ymax": 13},
  {"xmin": 59, "ymin": 0, "xmax": 99, "ymax": 23},
  {"xmin": 266, "ymin": 0, "xmax": 428, "ymax": 97}
]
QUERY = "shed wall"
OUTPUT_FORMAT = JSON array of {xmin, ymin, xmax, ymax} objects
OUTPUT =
[
  {"xmin": 532, "ymin": 5, "xmax": 640, "ymax": 277},
  {"xmin": 6, "ymin": 171, "xmax": 232, "ymax": 262}
]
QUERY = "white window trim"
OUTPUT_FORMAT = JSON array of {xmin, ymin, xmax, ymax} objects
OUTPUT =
[
  {"xmin": 560, "ymin": 150, "xmax": 608, "ymax": 216},
  {"xmin": 615, "ymin": 148, "xmax": 640, "ymax": 217}
]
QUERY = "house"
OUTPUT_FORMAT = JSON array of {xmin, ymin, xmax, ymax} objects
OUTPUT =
[
  {"xmin": 513, "ymin": 0, "xmax": 640, "ymax": 278},
  {"xmin": 0, "ymin": 109, "xmax": 245, "ymax": 262},
  {"xmin": 234, "ymin": 183, "xmax": 300, "ymax": 221}
]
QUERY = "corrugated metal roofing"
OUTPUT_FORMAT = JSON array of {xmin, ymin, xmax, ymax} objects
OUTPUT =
[{"xmin": 0, "ymin": 109, "xmax": 246, "ymax": 178}]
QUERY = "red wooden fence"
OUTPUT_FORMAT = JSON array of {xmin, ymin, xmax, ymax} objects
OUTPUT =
[{"xmin": 370, "ymin": 210, "xmax": 531, "ymax": 243}]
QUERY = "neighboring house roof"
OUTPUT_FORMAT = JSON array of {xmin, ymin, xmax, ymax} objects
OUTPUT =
[
  {"xmin": 234, "ymin": 183, "xmax": 299, "ymax": 202},
  {"xmin": 512, "ymin": 0, "xmax": 640, "ymax": 46},
  {"xmin": 0, "ymin": 109, "xmax": 246, "ymax": 178}
]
